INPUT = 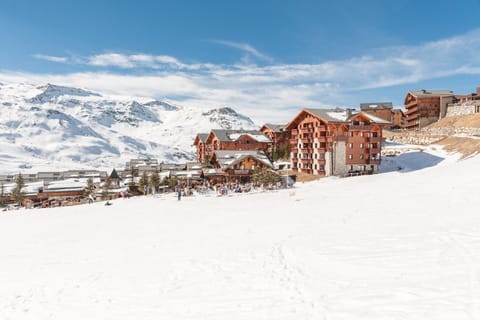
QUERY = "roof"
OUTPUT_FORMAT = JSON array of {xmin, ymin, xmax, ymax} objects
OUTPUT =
[
  {"xmin": 305, "ymin": 108, "xmax": 352, "ymax": 122},
  {"xmin": 392, "ymin": 108, "xmax": 406, "ymax": 116},
  {"xmin": 360, "ymin": 102, "xmax": 393, "ymax": 110},
  {"xmin": 213, "ymin": 150, "xmax": 273, "ymax": 170},
  {"xmin": 409, "ymin": 89, "xmax": 454, "ymax": 98},
  {"xmin": 262, "ymin": 124, "xmax": 286, "ymax": 132},
  {"xmin": 196, "ymin": 133, "xmax": 209, "ymax": 143},
  {"xmin": 110, "ymin": 169, "xmax": 121, "ymax": 180},
  {"xmin": 354, "ymin": 112, "xmax": 391, "ymax": 125},
  {"xmin": 210, "ymin": 129, "xmax": 271, "ymax": 143}
]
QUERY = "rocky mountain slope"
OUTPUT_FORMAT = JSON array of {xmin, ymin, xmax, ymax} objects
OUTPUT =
[{"xmin": 0, "ymin": 82, "xmax": 257, "ymax": 173}]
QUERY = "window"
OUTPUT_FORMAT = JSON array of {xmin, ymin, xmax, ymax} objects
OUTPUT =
[
  {"xmin": 349, "ymin": 143, "xmax": 353, "ymax": 148},
  {"xmin": 360, "ymin": 143, "xmax": 364, "ymax": 148},
  {"xmin": 360, "ymin": 154, "xmax": 364, "ymax": 160},
  {"xmin": 348, "ymin": 154, "xmax": 353, "ymax": 160}
]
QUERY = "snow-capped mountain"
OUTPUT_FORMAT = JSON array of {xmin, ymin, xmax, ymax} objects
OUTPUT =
[{"xmin": 0, "ymin": 82, "xmax": 257, "ymax": 173}]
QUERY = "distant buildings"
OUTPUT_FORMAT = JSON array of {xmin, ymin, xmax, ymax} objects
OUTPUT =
[{"xmin": 404, "ymin": 89, "xmax": 455, "ymax": 130}]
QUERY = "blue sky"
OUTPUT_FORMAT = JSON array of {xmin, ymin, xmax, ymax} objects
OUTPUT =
[{"xmin": 1, "ymin": 0, "xmax": 480, "ymax": 122}]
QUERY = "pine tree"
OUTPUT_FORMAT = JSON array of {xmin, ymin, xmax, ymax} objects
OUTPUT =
[
  {"xmin": 102, "ymin": 176, "xmax": 112, "ymax": 200},
  {"xmin": 150, "ymin": 171, "xmax": 160, "ymax": 193},
  {"xmin": 138, "ymin": 172, "xmax": 149, "ymax": 195},
  {"xmin": 12, "ymin": 173, "xmax": 25, "ymax": 205},
  {"xmin": 83, "ymin": 177, "xmax": 96, "ymax": 198}
]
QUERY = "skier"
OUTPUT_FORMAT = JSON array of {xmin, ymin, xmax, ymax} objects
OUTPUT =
[{"xmin": 177, "ymin": 188, "xmax": 182, "ymax": 201}]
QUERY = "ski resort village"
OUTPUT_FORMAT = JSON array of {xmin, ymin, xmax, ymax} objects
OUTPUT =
[
  {"xmin": 1, "ymin": 80, "xmax": 480, "ymax": 319},
  {"xmin": 3, "ymin": 2, "xmax": 480, "ymax": 318}
]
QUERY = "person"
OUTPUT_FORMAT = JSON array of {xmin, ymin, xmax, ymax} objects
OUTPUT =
[
  {"xmin": 88, "ymin": 193, "xmax": 94, "ymax": 204},
  {"xmin": 104, "ymin": 200, "xmax": 112, "ymax": 206},
  {"xmin": 177, "ymin": 188, "xmax": 182, "ymax": 201}
]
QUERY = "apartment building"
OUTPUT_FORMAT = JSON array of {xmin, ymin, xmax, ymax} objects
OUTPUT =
[{"xmin": 285, "ymin": 108, "xmax": 389, "ymax": 177}]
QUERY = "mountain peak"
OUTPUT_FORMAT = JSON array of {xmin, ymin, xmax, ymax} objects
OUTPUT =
[{"xmin": 30, "ymin": 83, "xmax": 101, "ymax": 103}]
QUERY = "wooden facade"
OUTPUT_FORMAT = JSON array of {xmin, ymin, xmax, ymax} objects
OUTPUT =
[
  {"xmin": 404, "ymin": 90, "xmax": 455, "ymax": 130},
  {"xmin": 211, "ymin": 150, "xmax": 273, "ymax": 183},
  {"xmin": 196, "ymin": 129, "xmax": 272, "ymax": 163},
  {"xmin": 259, "ymin": 124, "xmax": 290, "ymax": 157},
  {"xmin": 392, "ymin": 109, "xmax": 406, "ymax": 129},
  {"xmin": 285, "ymin": 108, "xmax": 388, "ymax": 177}
]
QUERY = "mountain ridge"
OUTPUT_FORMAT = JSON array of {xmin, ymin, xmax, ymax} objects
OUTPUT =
[{"xmin": 0, "ymin": 82, "xmax": 257, "ymax": 173}]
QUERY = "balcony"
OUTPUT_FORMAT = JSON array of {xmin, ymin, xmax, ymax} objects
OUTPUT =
[
  {"xmin": 369, "ymin": 159, "xmax": 381, "ymax": 165},
  {"xmin": 368, "ymin": 148, "xmax": 380, "ymax": 154},
  {"xmin": 233, "ymin": 169, "xmax": 250, "ymax": 175},
  {"xmin": 334, "ymin": 136, "xmax": 348, "ymax": 142},
  {"xmin": 291, "ymin": 157, "xmax": 298, "ymax": 163},
  {"xmin": 405, "ymin": 106, "xmax": 418, "ymax": 115},
  {"xmin": 301, "ymin": 138, "xmax": 312, "ymax": 144},
  {"xmin": 291, "ymin": 129, "xmax": 298, "ymax": 135},
  {"xmin": 350, "ymin": 125, "xmax": 372, "ymax": 131},
  {"xmin": 300, "ymin": 148, "xmax": 313, "ymax": 154},
  {"xmin": 316, "ymin": 159, "xmax": 326, "ymax": 165},
  {"xmin": 316, "ymin": 125, "xmax": 327, "ymax": 131},
  {"xmin": 316, "ymin": 147, "xmax": 327, "ymax": 153},
  {"xmin": 291, "ymin": 147, "xmax": 298, "ymax": 153},
  {"xmin": 301, "ymin": 158, "xmax": 313, "ymax": 164},
  {"xmin": 289, "ymin": 138, "xmax": 299, "ymax": 144},
  {"xmin": 300, "ymin": 127, "xmax": 314, "ymax": 134},
  {"xmin": 368, "ymin": 136, "xmax": 382, "ymax": 143}
]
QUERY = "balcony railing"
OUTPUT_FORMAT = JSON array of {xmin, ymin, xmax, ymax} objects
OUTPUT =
[
  {"xmin": 301, "ymin": 138, "xmax": 312, "ymax": 143},
  {"xmin": 368, "ymin": 148, "xmax": 380, "ymax": 154},
  {"xmin": 369, "ymin": 159, "xmax": 381, "ymax": 165},
  {"xmin": 350, "ymin": 125, "xmax": 372, "ymax": 131},
  {"xmin": 291, "ymin": 129, "xmax": 298, "ymax": 135},
  {"xmin": 233, "ymin": 169, "xmax": 250, "ymax": 175},
  {"xmin": 301, "ymin": 158, "xmax": 313, "ymax": 164},
  {"xmin": 300, "ymin": 148, "xmax": 313, "ymax": 153},
  {"xmin": 299, "ymin": 127, "xmax": 314, "ymax": 134}
]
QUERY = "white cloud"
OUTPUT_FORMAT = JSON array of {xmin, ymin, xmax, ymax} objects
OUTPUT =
[
  {"xmin": 32, "ymin": 54, "xmax": 69, "ymax": 63},
  {"xmin": 210, "ymin": 39, "xmax": 274, "ymax": 63},
  {"xmin": 9, "ymin": 29, "xmax": 480, "ymax": 123}
]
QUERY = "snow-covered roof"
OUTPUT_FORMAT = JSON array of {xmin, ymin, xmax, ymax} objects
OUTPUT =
[
  {"xmin": 213, "ymin": 150, "xmax": 273, "ymax": 170},
  {"xmin": 356, "ymin": 112, "xmax": 392, "ymax": 125}
]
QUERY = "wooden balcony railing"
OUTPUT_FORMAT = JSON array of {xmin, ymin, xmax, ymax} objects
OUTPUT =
[{"xmin": 350, "ymin": 125, "xmax": 372, "ymax": 131}]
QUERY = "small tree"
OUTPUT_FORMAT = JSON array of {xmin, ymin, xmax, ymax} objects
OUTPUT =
[
  {"xmin": 138, "ymin": 172, "xmax": 149, "ymax": 195},
  {"xmin": 150, "ymin": 171, "xmax": 160, "ymax": 193},
  {"xmin": 251, "ymin": 167, "xmax": 282, "ymax": 187},
  {"xmin": 161, "ymin": 176, "xmax": 177, "ymax": 191},
  {"xmin": 102, "ymin": 176, "xmax": 112, "ymax": 200},
  {"xmin": 12, "ymin": 173, "xmax": 25, "ymax": 205},
  {"xmin": 83, "ymin": 177, "xmax": 96, "ymax": 198}
]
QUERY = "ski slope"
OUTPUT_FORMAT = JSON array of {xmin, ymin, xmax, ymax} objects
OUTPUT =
[{"xmin": 0, "ymin": 148, "xmax": 479, "ymax": 319}]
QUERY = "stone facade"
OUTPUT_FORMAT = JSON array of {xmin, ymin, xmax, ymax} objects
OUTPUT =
[{"xmin": 446, "ymin": 102, "xmax": 480, "ymax": 117}]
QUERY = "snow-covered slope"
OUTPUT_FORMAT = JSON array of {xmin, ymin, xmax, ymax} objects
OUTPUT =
[
  {"xmin": 0, "ymin": 82, "xmax": 256, "ymax": 173},
  {"xmin": 0, "ymin": 149, "xmax": 479, "ymax": 319}
]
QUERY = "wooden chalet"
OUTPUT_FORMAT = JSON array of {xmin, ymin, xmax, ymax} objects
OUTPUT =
[
  {"xmin": 193, "ymin": 133, "xmax": 209, "ymax": 163},
  {"xmin": 197, "ymin": 129, "xmax": 272, "ymax": 163},
  {"xmin": 392, "ymin": 109, "xmax": 406, "ymax": 129},
  {"xmin": 285, "ymin": 108, "xmax": 390, "ymax": 177},
  {"xmin": 259, "ymin": 123, "xmax": 290, "ymax": 157},
  {"xmin": 211, "ymin": 150, "xmax": 273, "ymax": 183},
  {"xmin": 404, "ymin": 89, "xmax": 455, "ymax": 130}
]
